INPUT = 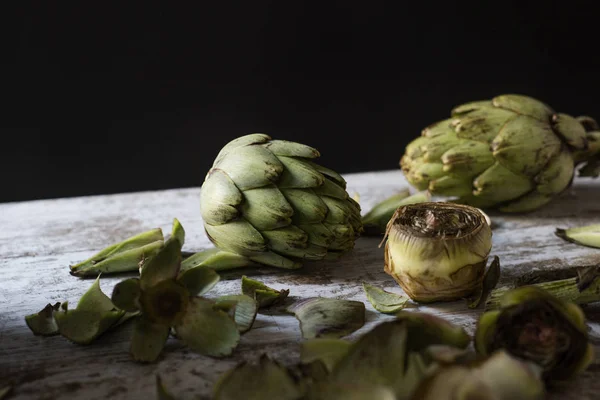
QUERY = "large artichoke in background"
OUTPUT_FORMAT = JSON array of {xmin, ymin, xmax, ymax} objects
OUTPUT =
[
  {"xmin": 401, "ymin": 94, "xmax": 600, "ymax": 212},
  {"xmin": 199, "ymin": 134, "xmax": 362, "ymax": 269}
]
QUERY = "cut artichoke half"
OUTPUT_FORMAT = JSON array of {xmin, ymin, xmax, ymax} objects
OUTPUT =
[{"xmin": 383, "ymin": 202, "xmax": 492, "ymax": 303}]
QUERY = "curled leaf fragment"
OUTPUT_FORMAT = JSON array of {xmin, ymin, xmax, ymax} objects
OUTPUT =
[
  {"xmin": 177, "ymin": 267, "xmax": 220, "ymax": 296},
  {"xmin": 241, "ymin": 275, "xmax": 289, "ymax": 308},
  {"xmin": 362, "ymin": 282, "xmax": 409, "ymax": 314},
  {"xmin": 287, "ymin": 298, "xmax": 365, "ymax": 339},
  {"xmin": 130, "ymin": 316, "xmax": 170, "ymax": 363},
  {"xmin": 215, "ymin": 294, "xmax": 258, "ymax": 333},
  {"xmin": 25, "ymin": 302, "xmax": 61, "ymax": 336},
  {"xmin": 555, "ymin": 224, "xmax": 600, "ymax": 248},
  {"xmin": 214, "ymin": 355, "xmax": 304, "ymax": 400},
  {"xmin": 300, "ymin": 339, "xmax": 352, "ymax": 372},
  {"xmin": 467, "ymin": 255, "xmax": 501, "ymax": 309},
  {"xmin": 170, "ymin": 218, "xmax": 185, "ymax": 247},
  {"xmin": 69, "ymin": 228, "xmax": 164, "ymax": 277}
]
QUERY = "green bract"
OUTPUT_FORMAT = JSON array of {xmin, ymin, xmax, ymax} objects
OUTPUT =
[
  {"xmin": 401, "ymin": 94, "xmax": 600, "ymax": 212},
  {"xmin": 199, "ymin": 134, "xmax": 363, "ymax": 269},
  {"xmin": 475, "ymin": 285, "xmax": 594, "ymax": 380}
]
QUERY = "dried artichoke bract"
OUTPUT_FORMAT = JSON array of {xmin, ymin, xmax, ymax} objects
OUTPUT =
[
  {"xmin": 400, "ymin": 94, "xmax": 600, "ymax": 212},
  {"xmin": 475, "ymin": 285, "xmax": 594, "ymax": 380},
  {"xmin": 383, "ymin": 202, "xmax": 492, "ymax": 302},
  {"xmin": 412, "ymin": 350, "xmax": 545, "ymax": 400},
  {"xmin": 199, "ymin": 134, "xmax": 363, "ymax": 270},
  {"xmin": 111, "ymin": 221, "xmax": 241, "ymax": 363}
]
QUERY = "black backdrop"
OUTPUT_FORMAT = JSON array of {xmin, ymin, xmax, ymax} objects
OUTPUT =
[{"xmin": 4, "ymin": 1, "xmax": 599, "ymax": 203}]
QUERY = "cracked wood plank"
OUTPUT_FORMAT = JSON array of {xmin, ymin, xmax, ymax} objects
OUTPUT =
[{"xmin": 1, "ymin": 170, "xmax": 599, "ymax": 399}]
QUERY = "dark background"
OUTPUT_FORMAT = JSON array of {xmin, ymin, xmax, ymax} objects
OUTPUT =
[{"xmin": 4, "ymin": 1, "xmax": 599, "ymax": 203}]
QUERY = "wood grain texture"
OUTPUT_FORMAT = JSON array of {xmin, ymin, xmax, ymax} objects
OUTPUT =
[{"xmin": 1, "ymin": 170, "xmax": 599, "ymax": 400}]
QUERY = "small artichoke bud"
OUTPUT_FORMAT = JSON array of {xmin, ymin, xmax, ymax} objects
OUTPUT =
[
  {"xmin": 475, "ymin": 285, "xmax": 594, "ymax": 380},
  {"xmin": 383, "ymin": 202, "xmax": 492, "ymax": 302}
]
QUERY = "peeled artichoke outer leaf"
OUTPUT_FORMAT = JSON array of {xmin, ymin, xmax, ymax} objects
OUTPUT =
[
  {"xmin": 383, "ymin": 202, "xmax": 492, "ymax": 303},
  {"xmin": 139, "ymin": 237, "xmax": 183, "ymax": 290},
  {"xmin": 180, "ymin": 248, "xmax": 256, "ymax": 271},
  {"xmin": 491, "ymin": 94, "xmax": 554, "ymax": 121},
  {"xmin": 68, "ymin": 228, "xmax": 164, "ymax": 275},
  {"xmin": 412, "ymin": 350, "xmax": 545, "ymax": 400},
  {"xmin": 111, "ymin": 278, "xmax": 142, "ymax": 312},
  {"xmin": 177, "ymin": 266, "xmax": 220, "ymax": 296},
  {"xmin": 213, "ymin": 354, "xmax": 305, "ymax": 400},
  {"xmin": 555, "ymin": 224, "xmax": 600, "ymax": 249},
  {"xmin": 551, "ymin": 113, "xmax": 588, "ymax": 150},
  {"xmin": 241, "ymin": 275, "xmax": 290, "ymax": 308},
  {"xmin": 55, "ymin": 309, "xmax": 125, "ymax": 345},
  {"xmin": 170, "ymin": 218, "xmax": 185, "ymax": 248},
  {"xmin": 213, "ymin": 144, "xmax": 284, "ymax": 191},
  {"xmin": 475, "ymin": 286, "xmax": 593, "ymax": 380},
  {"xmin": 300, "ymin": 338, "xmax": 352, "ymax": 372},
  {"xmin": 395, "ymin": 311, "xmax": 471, "ymax": 351},
  {"xmin": 25, "ymin": 302, "xmax": 62, "ymax": 336},
  {"xmin": 362, "ymin": 282, "xmax": 409, "ymax": 314},
  {"xmin": 215, "ymin": 294, "xmax": 258, "ymax": 333},
  {"xmin": 173, "ymin": 297, "xmax": 241, "ymax": 357},
  {"xmin": 130, "ymin": 316, "xmax": 173, "ymax": 363},
  {"xmin": 286, "ymin": 297, "xmax": 366, "ymax": 340}
]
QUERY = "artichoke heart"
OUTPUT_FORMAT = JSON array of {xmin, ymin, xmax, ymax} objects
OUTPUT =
[
  {"xmin": 383, "ymin": 202, "xmax": 492, "ymax": 303},
  {"xmin": 400, "ymin": 94, "xmax": 600, "ymax": 212},
  {"xmin": 200, "ymin": 134, "xmax": 363, "ymax": 269}
]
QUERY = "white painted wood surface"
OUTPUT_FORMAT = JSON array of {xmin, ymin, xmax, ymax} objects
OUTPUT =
[{"xmin": 1, "ymin": 170, "xmax": 599, "ymax": 400}]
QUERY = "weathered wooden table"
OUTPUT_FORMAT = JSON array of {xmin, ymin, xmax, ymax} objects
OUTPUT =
[{"xmin": 1, "ymin": 170, "xmax": 599, "ymax": 399}]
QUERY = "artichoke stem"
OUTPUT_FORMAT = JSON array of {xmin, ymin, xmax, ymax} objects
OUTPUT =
[{"xmin": 486, "ymin": 267, "xmax": 600, "ymax": 310}]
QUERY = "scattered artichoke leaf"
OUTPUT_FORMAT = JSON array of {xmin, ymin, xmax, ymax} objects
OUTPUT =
[
  {"xmin": 467, "ymin": 256, "xmax": 501, "ymax": 309},
  {"xmin": 77, "ymin": 276, "xmax": 116, "ymax": 313},
  {"xmin": 174, "ymin": 298, "xmax": 240, "ymax": 357},
  {"xmin": 214, "ymin": 355, "xmax": 305, "ymax": 400},
  {"xmin": 286, "ymin": 298, "xmax": 366, "ymax": 339},
  {"xmin": 170, "ymin": 218, "xmax": 185, "ymax": 247},
  {"xmin": 287, "ymin": 360, "xmax": 330, "ymax": 384},
  {"xmin": 25, "ymin": 302, "xmax": 61, "ymax": 336},
  {"xmin": 139, "ymin": 237, "xmax": 182, "ymax": 290},
  {"xmin": 177, "ymin": 266, "xmax": 220, "ymax": 296},
  {"xmin": 55, "ymin": 309, "xmax": 125, "ymax": 345},
  {"xmin": 156, "ymin": 375, "xmax": 177, "ymax": 400},
  {"xmin": 362, "ymin": 282, "xmax": 409, "ymax": 314},
  {"xmin": 0, "ymin": 385, "xmax": 12, "ymax": 400},
  {"xmin": 555, "ymin": 224, "xmax": 600, "ymax": 249},
  {"xmin": 69, "ymin": 228, "xmax": 164, "ymax": 276},
  {"xmin": 305, "ymin": 382, "xmax": 396, "ymax": 400},
  {"xmin": 300, "ymin": 338, "xmax": 352, "ymax": 372},
  {"xmin": 215, "ymin": 294, "xmax": 258, "ymax": 333},
  {"xmin": 130, "ymin": 316, "xmax": 171, "ymax": 363},
  {"xmin": 424, "ymin": 344, "xmax": 473, "ymax": 365},
  {"xmin": 114, "ymin": 310, "xmax": 141, "ymax": 327},
  {"xmin": 395, "ymin": 311, "xmax": 471, "ymax": 351},
  {"xmin": 328, "ymin": 320, "xmax": 412, "ymax": 398},
  {"xmin": 180, "ymin": 248, "xmax": 256, "ymax": 272},
  {"xmin": 111, "ymin": 278, "xmax": 141, "ymax": 312},
  {"xmin": 241, "ymin": 275, "xmax": 289, "ymax": 308}
]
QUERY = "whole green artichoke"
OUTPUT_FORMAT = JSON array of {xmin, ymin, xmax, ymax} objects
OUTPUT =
[
  {"xmin": 401, "ymin": 94, "xmax": 600, "ymax": 212},
  {"xmin": 199, "ymin": 134, "xmax": 362, "ymax": 269}
]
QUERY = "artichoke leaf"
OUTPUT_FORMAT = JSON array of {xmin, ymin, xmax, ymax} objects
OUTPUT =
[
  {"xmin": 263, "ymin": 139, "xmax": 320, "ymax": 158},
  {"xmin": 25, "ymin": 302, "xmax": 61, "ymax": 336},
  {"xmin": 300, "ymin": 338, "xmax": 352, "ymax": 372},
  {"xmin": 213, "ymin": 144, "xmax": 284, "ymax": 190},
  {"xmin": 200, "ymin": 168, "xmax": 243, "ymax": 225},
  {"xmin": 181, "ymin": 248, "xmax": 255, "ymax": 271},
  {"xmin": 467, "ymin": 256, "xmax": 501, "ymax": 309},
  {"xmin": 362, "ymin": 282, "xmax": 409, "ymax": 314},
  {"xmin": 286, "ymin": 298, "xmax": 366, "ymax": 339},
  {"xmin": 555, "ymin": 224, "xmax": 600, "ymax": 249},
  {"xmin": 241, "ymin": 275, "xmax": 290, "ymax": 308},
  {"xmin": 215, "ymin": 294, "xmax": 258, "ymax": 333}
]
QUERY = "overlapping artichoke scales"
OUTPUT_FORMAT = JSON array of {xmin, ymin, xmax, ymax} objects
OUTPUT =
[
  {"xmin": 200, "ymin": 134, "xmax": 362, "ymax": 268},
  {"xmin": 401, "ymin": 94, "xmax": 598, "ymax": 212}
]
